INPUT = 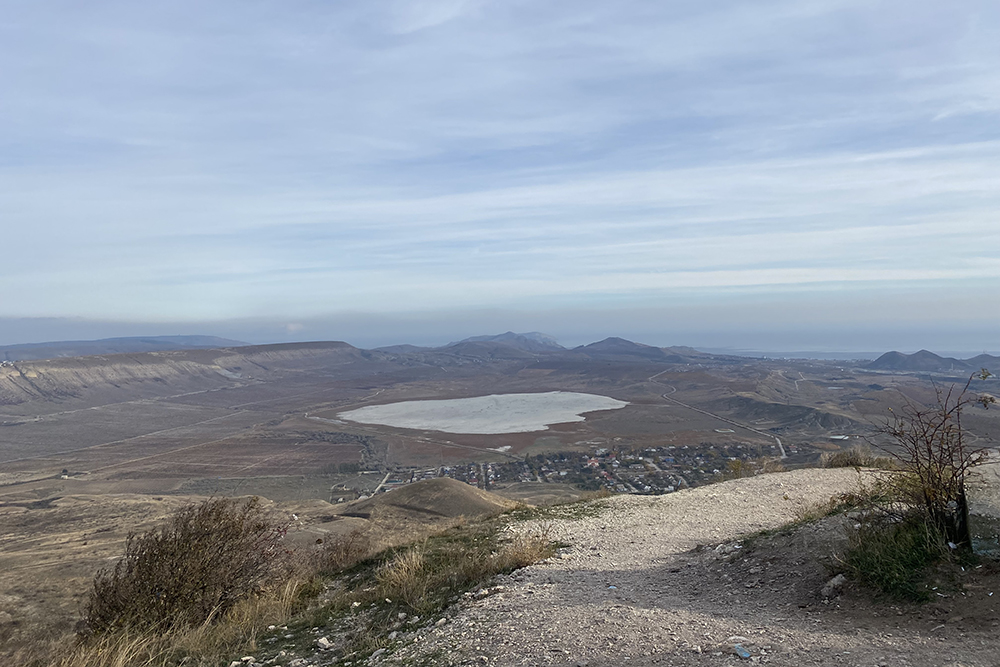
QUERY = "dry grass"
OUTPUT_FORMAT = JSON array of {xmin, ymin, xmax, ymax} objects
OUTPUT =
[
  {"xmin": 11, "ymin": 501, "xmax": 557, "ymax": 667},
  {"xmin": 821, "ymin": 446, "xmax": 897, "ymax": 470},
  {"xmin": 377, "ymin": 548, "xmax": 428, "ymax": 606},
  {"xmin": 313, "ymin": 528, "xmax": 378, "ymax": 575},
  {"xmin": 13, "ymin": 576, "xmax": 313, "ymax": 667},
  {"xmin": 50, "ymin": 632, "xmax": 168, "ymax": 667},
  {"xmin": 294, "ymin": 520, "xmax": 556, "ymax": 660},
  {"xmin": 369, "ymin": 524, "xmax": 555, "ymax": 611},
  {"xmin": 85, "ymin": 497, "xmax": 290, "ymax": 636},
  {"xmin": 581, "ymin": 487, "xmax": 615, "ymax": 500},
  {"xmin": 722, "ymin": 457, "xmax": 786, "ymax": 480}
]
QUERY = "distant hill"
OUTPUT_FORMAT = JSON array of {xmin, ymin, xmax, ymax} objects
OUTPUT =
[
  {"xmin": 573, "ymin": 337, "xmax": 675, "ymax": 361},
  {"xmin": 0, "ymin": 335, "xmax": 247, "ymax": 361},
  {"xmin": 865, "ymin": 350, "xmax": 995, "ymax": 373},
  {"xmin": 374, "ymin": 344, "xmax": 433, "ymax": 354},
  {"xmin": 442, "ymin": 340, "xmax": 539, "ymax": 360},
  {"xmin": 453, "ymin": 331, "xmax": 564, "ymax": 353},
  {"xmin": 0, "ymin": 340, "xmax": 370, "ymax": 408},
  {"xmin": 966, "ymin": 354, "xmax": 1000, "ymax": 369}
]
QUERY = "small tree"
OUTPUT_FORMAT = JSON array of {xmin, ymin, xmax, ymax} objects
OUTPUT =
[
  {"xmin": 877, "ymin": 369, "xmax": 995, "ymax": 549},
  {"xmin": 85, "ymin": 497, "xmax": 289, "ymax": 635}
]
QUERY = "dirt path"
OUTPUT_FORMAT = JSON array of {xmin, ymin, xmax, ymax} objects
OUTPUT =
[{"xmin": 379, "ymin": 469, "xmax": 1000, "ymax": 667}]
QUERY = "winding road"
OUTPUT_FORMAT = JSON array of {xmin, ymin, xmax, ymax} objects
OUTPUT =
[{"xmin": 648, "ymin": 371, "xmax": 787, "ymax": 458}]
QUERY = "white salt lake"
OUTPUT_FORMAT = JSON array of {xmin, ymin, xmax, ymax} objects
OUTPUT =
[{"xmin": 337, "ymin": 391, "xmax": 629, "ymax": 434}]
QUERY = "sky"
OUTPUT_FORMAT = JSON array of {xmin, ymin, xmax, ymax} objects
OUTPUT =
[{"xmin": 2, "ymin": 0, "xmax": 999, "ymax": 353}]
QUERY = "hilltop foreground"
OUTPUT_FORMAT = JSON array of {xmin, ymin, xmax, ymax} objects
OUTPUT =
[{"xmin": 369, "ymin": 469, "xmax": 997, "ymax": 667}]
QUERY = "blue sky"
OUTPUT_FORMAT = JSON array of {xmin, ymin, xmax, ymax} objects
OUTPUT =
[{"xmin": 2, "ymin": 0, "xmax": 999, "ymax": 352}]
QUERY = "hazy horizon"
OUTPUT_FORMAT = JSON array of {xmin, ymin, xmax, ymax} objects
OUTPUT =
[
  {"xmin": 3, "ymin": 2, "xmax": 998, "ymax": 353},
  {"xmin": 2, "ymin": 314, "xmax": 998, "ymax": 360}
]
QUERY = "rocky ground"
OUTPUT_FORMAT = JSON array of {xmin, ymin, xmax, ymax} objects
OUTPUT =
[
  {"xmin": 361, "ymin": 468, "xmax": 1000, "ymax": 667},
  {"xmin": 56, "ymin": 469, "xmax": 997, "ymax": 667}
]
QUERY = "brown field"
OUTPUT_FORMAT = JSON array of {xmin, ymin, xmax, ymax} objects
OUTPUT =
[{"xmin": 2, "ymin": 341, "xmax": 998, "ymax": 653}]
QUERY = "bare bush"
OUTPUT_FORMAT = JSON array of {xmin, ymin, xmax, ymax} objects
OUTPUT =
[
  {"xmin": 838, "ymin": 370, "xmax": 996, "ymax": 598},
  {"xmin": 84, "ymin": 497, "xmax": 290, "ymax": 635},
  {"xmin": 874, "ymin": 370, "xmax": 995, "ymax": 548}
]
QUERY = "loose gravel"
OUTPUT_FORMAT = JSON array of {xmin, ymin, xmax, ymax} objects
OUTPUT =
[{"xmin": 370, "ymin": 468, "xmax": 1000, "ymax": 667}]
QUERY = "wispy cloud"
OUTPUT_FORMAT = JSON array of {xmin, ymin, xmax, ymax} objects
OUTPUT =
[{"xmin": 1, "ymin": 0, "xmax": 998, "ymax": 345}]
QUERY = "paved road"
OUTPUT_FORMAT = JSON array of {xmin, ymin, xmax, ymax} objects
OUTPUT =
[{"xmin": 372, "ymin": 470, "xmax": 393, "ymax": 494}]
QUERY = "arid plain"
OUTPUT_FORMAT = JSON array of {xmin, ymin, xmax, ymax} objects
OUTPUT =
[{"xmin": 2, "ymin": 336, "xmax": 998, "ymax": 647}]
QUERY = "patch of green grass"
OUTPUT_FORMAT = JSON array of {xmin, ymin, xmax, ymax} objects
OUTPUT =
[{"xmin": 841, "ymin": 514, "xmax": 950, "ymax": 601}]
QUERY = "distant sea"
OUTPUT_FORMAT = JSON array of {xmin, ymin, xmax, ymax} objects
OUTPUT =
[{"xmin": 695, "ymin": 348, "xmax": 1000, "ymax": 362}]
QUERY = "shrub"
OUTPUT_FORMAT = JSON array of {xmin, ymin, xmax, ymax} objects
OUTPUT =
[
  {"xmin": 84, "ymin": 497, "xmax": 290, "ymax": 635},
  {"xmin": 838, "ymin": 370, "xmax": 995, "ymax": 599},
  {"xmin": 314, "ymin": 529, "xmax": 376, "ymax": 574},
  {"xmin": 875, "ymin": 369, "xmax": 994, "ymax": 548},
  {"xmin": 822, "ymin": 446, "xmax": 896, "ymax": 470}
]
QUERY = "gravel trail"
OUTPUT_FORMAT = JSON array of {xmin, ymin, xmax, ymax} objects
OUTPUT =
[{"xmin": 378, "ymin": 468, "xmax": 1000, "ymax": 667}]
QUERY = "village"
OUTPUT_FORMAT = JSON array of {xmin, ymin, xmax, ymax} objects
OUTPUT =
[{"xmin": 371, "ymin": 440, "xmax": 791, "ymax": 497}]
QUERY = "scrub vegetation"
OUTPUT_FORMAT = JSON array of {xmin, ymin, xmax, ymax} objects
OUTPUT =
[
  {"xmin": 838, "ymin": 370, "xmax": 995, "ymax": 600},
  {"xmin": 13, "ymin": 496, "xmax": 554, "ymax": 667}
]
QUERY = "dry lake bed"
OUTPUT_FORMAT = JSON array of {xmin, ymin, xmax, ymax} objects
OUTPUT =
[{"xmin": 338, "ymin": 391, "xmax": 628, "ymax": 434}]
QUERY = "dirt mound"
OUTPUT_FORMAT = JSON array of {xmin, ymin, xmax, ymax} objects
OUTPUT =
[
  {"xmin": 342, "ymin": 477, "xmax": 516, "ymax": 521},
  {"xmin": 324, "ymin": 479, "xmax": 519, "ymax": 552}
]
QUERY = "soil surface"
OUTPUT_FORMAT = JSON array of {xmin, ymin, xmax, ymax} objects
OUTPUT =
[{"xmin": 376, "ymin": 469, "xmax": 1000, "ymax": 667}]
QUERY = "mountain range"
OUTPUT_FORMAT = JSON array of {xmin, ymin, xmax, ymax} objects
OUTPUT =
[
  {"xmin": 867, "ymin": 349, "xmax": 1000, "ymax": 373},
  {"xmin": 5, "ymin": 332, "xmax": 996, "ymax": 373},
  {"xmin": 456, "ymin": 331, "xmax": 564, "ymax": 352}
]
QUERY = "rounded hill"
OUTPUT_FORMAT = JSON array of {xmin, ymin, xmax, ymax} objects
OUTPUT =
[{"xmin": 341, "ymin": 477, "xmax": 517, "ymax": 521}]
